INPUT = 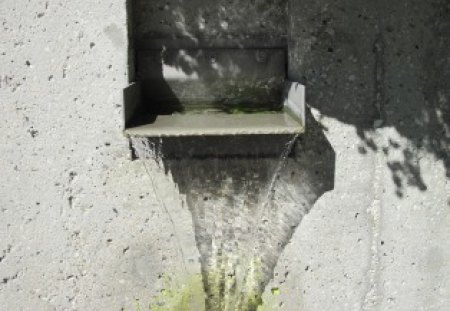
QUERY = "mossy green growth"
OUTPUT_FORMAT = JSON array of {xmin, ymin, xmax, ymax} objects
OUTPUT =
[
  {"xmin": 139, "ymin": 259, "xmax": 282, "ymax": 311},
  {"xmin": 177, "ymin": 100, "xmax": 282, "ymax": 115},
  {"xmin": 148, "ymin": 272, "xmax": 205, "ymax": 311},
  {"xmin": 225, "ymin": 106, "xmax": 280, "ymax": 115},
  {"xmin": 270, "ymin": 288, "xmax": 280, "ymax": 296},
  {"xmin": 200, "ymin": 256, "xmax": 283, "ymax": 311}
]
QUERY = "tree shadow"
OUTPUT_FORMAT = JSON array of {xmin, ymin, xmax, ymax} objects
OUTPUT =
[
  {"xmin": 288, "ymin": 0, "xmax": 449, "ymax": 197},
  {"xmin": 132, "ymin": 0, "xmax": 287, "ymax": 49}
]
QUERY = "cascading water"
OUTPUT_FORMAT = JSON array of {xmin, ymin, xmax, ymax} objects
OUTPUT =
[{"xmin": 131, "ymin": 132, "xmax": 329, "ymax": 311}]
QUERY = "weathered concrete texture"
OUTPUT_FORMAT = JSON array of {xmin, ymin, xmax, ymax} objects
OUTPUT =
[
  {"xmin": 0, "ymin": 1, "xmax": 200, "ymax": 310},
  {"xmin": 262, "ymin": 117, "xmax": 450, "ymax": 311},
  {"xmin": 133, "ymin": 0, "xmax": 287, "ymax": 48},
  {"xmin": 265, "ymin": 0, "xmax": 450, "ymax": 310},
  {"xmin": 0, "ymin": 1, "xmax": 449, "ymax": 311}
]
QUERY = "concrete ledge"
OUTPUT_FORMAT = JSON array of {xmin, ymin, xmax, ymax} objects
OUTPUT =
[{"xmin": 124, "ymin": 112, "xmax": 304, "ymax": 137}]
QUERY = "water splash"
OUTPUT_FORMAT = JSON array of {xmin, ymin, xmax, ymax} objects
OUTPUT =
[{"xmin": 131, "ymin": 137, "xmax": 163, "ymax": 162}]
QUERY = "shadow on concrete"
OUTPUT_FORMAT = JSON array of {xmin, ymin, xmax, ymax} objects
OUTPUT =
[
  {"xmin": 132, "ymin": 0, "xmax": 287, "ymax": 49},
  {"xmin": 127, "ymin": 1, "xmax": 449, "ymax": 199},
  {"xmin": 288, "ymin": 0, "xmax": 449, "ymax": 197},
  {"xmin": 127, "ymin": 0, "xmax": 289, "ymax": 124}
]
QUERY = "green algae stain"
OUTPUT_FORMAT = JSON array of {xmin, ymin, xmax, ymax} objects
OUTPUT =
[
  {"xmin": 270, "ymin": 288, "xmax": 280, "ymax": 296},
  {"xmin": 142, "ymin": 259, "xmax": 282, "ymax": 311},
  {"xmin": 148, "ymin": 273, "xmax": 205, "ymax": 311},
  {"xmin": 200, "ymin": 256, "xmax": 281, "ymax": 311}
]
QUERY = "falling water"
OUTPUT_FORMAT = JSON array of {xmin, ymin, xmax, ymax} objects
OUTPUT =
[
  {"xmin": 263, "ymin": 134, "xmax": 300, "ymax": 205},
  {"xmin": 131, "ymin": 134, "xmax": 317, "ymax": 311},
  {"xmin": 239, "ymin": 133, "xmax": 300, "ymax": 310}
]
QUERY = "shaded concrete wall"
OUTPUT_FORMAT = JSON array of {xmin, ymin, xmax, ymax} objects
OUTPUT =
[
  {"xmin": 130, "ymin": 0, "xmax": 288, "ymax": 115},
  {"xmin": 133, "ymin": 0, "xmax": 287, "ymax": 48},
  {"xmin": 0, "ymin": 1, "xmax": 449, "ymax": 311}
]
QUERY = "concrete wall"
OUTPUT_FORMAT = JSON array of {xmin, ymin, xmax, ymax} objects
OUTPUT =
[{"xmin": 0, "ymin": 1, "xmax": 449, "ymax": 311}]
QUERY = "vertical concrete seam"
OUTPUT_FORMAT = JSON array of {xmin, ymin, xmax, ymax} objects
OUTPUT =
[
  {"xmin": 372, "ymin": 32, "xmax": 387, "ymax": 127},
  {"xmin": 361, "ymin": 26, "xmax": 387, "ymax": 309},
  {"xmin": 362, "ymin": 138, "xmax": 384, "ymax": 311}
]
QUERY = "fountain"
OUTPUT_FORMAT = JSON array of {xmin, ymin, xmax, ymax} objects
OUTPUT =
[{"xmin": 124, "ymin": 1, "xmax": 335, "ymax": 310}]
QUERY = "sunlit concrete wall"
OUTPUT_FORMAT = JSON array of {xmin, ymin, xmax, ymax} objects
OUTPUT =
[{"xmin": 0, "ymin": 0, "xmax": 449, "ymax": 310}]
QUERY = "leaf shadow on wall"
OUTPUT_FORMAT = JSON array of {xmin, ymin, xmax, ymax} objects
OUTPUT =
[{"xmin": 289, "ymin": 0, "xmax": 449, "ymax": 197}]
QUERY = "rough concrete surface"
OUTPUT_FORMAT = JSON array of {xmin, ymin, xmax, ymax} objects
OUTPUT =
[{"xmin": 0, "ymin": 1, "xmax": 449, "ymax": 311}]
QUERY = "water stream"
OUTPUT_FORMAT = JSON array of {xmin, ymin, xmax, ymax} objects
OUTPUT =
[{"xmin": 131, "ymin": 134, "xmax": 307, "ymax": 311}]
